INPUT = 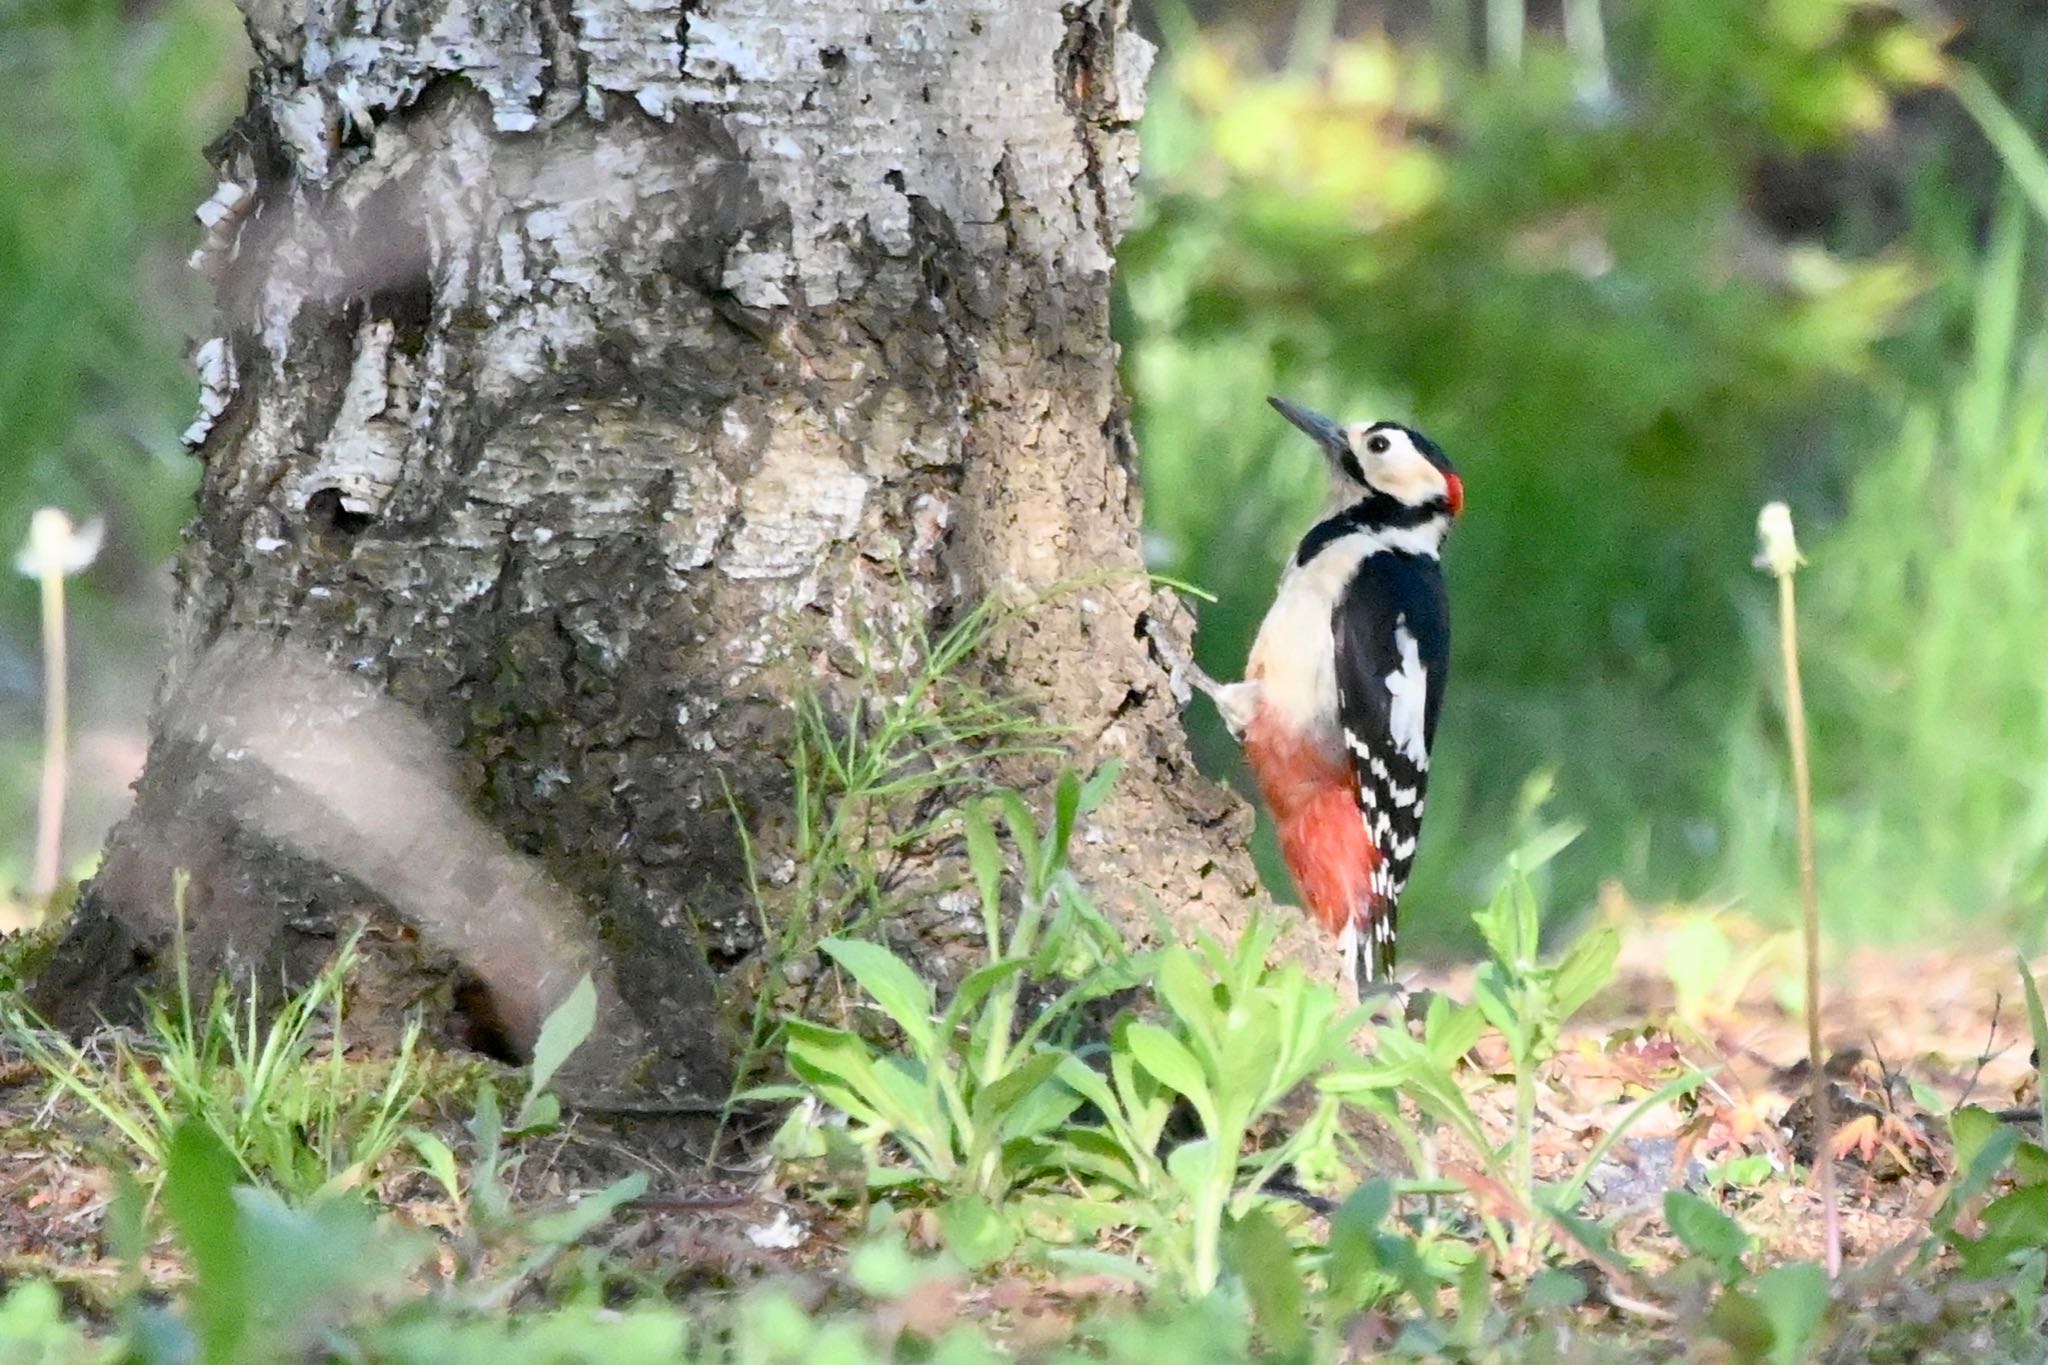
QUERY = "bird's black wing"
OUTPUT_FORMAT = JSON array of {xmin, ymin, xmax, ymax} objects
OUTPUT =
[{"xmin": 1330, "ymin": 551, "xmax": 1451, "ymax": 986}]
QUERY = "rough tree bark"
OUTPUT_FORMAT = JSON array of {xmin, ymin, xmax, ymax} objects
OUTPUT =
[{"xmin": 30, "ymin": 0, "xmax": 1259, "ymax": 1105}]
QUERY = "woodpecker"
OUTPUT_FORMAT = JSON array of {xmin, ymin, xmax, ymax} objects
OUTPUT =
[{"xmin": 1197, "ymin": 397, "xmax": 1462, "ymax": 994}]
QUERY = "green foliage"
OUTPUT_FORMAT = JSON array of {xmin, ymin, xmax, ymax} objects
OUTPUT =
[
  {"xmin": 1326, "ymin": 840, "xmax": 1702, "ymax": 1273},
  {"xmin": 761, "ymin": 769, "xmax": 1134, "ymax": 1225},
  {"xmin": 1060, "ymin": 922, "xmax": 1357, "ymax": 1296},
  {"xmin": 0, "ymin": 0, "xmax": 242, "ymax": 835},
  {"xmin": 722, "ymin": 599, "xmax": 1059, "ymax": 1117},
  {"xmin": 1126, "ymin": 15, "xmax": 1926, "ymax": 934},
  {"xmin": 1, "ymin": 879, "xmax": 424, "ymax": 1199},
  {"xmin": 1723, "ymin": 187, "xmax": 2048, "ymax": 937}
]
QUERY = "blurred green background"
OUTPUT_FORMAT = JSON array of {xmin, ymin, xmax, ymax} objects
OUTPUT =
[{"xmin": 2, "ymin": 0, "xmax": 2043, "ymax": 953}]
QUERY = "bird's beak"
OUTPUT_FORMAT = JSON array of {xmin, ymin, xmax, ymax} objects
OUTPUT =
[{"xmin": 1267, "ymin": 396, "xmax": 1350, "ymax": 466}]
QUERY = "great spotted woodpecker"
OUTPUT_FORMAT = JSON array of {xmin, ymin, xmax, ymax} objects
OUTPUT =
[{"xmin": 1199, "ymin": 397, "xmax": 1462, "ymax": 995}]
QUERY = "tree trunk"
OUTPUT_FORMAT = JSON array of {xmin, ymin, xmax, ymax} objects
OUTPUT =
[{"xmin": 29, "ymin": 0, "xmax": 1258, "ymax": 1105}]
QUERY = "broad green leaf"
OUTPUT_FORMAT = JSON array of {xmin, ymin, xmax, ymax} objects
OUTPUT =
[
  {"xmin": 1077, "ymin": 761, "xmax": 1121, "ymax": 818},
  {"xmin": 1708, "ymin": 1284, "xmax": 1775, "ymax": 1361},
  {"xmin": 971, "ymin": 1050, "xmax": 1068, "ymax": 1134},
  {"xmin": 1526, "ymin": 1267, "xmax": 1587, "ymax": 1308},
  {"xmin": 937, "ymin": 1195, "xmax": 1017, "ymax": 1270},
  {"xmin": 1423, "ymin": 995, "xmax": 1487, "ymax": 1064},
  {"xmin": 1324, "ymin": 1180, "xmax": 1393, "ymax": 1312},
  {"xmin": 1047, "ymin": 767, "xmax": 1083, "ymax": 885},
  {"xmin": 1125, "ymin": 1023, "xmax": 1217, "ymax": 1130},
  {"xmin": 164, "ymin": 1120, "xmax": 249, "ymax": 1365},
  {"xmin": 992, "ymin": 790, "xmax": 1041, "ymax": 887},
  {"xmin": 1553, "ymin": 925, "xmax": 1620, "ymax": 1020},
  {"xmin": 821, "ymin": 938, "xmax": 937, "ymax": 1056},
  {"xmin": 1950, "ymin": 1104, "xmax": 2006, "ymax": 1173},
  {"xmin": 1754, "ymin": 1261, "xmax": 1830, "ymax": 1365},
  {"xmin": 1225, "ymin": 1208, "xmax": 1307, "ymax": 1358},
  {"xmin": 1153, "ymin": 948, "xmax": 1224, "ymax": 1068},
  {"xmin": 520, "ymin": 974, "xmax": 597, "ymax": 1126},
  {"xmin": 1166, "ymin": 1137, "xmax": 1222, "ymax": 1200},
  {"xmin": 1471, "ymin": 965, "xmax": 1527, "ymax": 1053},
  {"xmin": 2019, "ymin": 954, "xmax": 2048, "ymax": 1145},
  {"xmin": 1664, "ymin": 1191, "xmax": 1750, "ymax": 1276},
  {"xmin": 406, "ymin": 1132, "xmax": 462, "ymax": 1204},
  {"xmin": 939, "ymin": 959, "xmax": 1030, "ymax": 1039},
  {"xmin": 962, "ymin": 806, "xmax": 1005, "ymax": 951}
]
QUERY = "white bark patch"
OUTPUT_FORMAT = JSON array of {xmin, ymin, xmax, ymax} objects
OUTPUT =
[
  {"xmin": 182, "ymin": 338, "xmax": 238, "ymax": 448},
  {"xmin": 190, "ymin": 181, "xmax": 251, "ymax": 270},
  {"xmin": 659, "ymin": 463, "xmax": 737, "ymax": 572},
  {"xmin": 683, "ymin": 1, "xmax": 1153, "ymax": 308},
  {"xmin": 301, "ymin": 320, "xmax": 408, "ymax": 515},
  {"xmin": 292, "ymin": 4, "xmax": 548, "ymax": 142},
  {"xmin": 724, "ymin": 431, "xmax": 870, "ymax": 580},
  {"xmin": 573, "ymin": 0, "xmax": 688, "ymax": 117},
  {"xmin": 276, "ymin": 88, "xmax": 336, "ymax": 178}
]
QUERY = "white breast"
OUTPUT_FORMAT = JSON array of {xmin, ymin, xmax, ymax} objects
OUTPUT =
[{"xmin": 1245, "ymin": 532, "xmax": 1374, "ymax": 739}]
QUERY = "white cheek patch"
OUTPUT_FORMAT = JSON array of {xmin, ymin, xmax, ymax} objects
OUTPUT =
[
  {"xmin": 1385, "ymin": 620, "xmax": 1429, "ymax": 767},
  {"xmin": 1366, "ymin": 442, "xmax": 1445, "ymax": 506}
]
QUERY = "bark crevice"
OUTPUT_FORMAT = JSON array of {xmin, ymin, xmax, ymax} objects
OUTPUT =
[{"xmin": 31, "ymin": 0, "xmax": 1262, "ymax": 1110}]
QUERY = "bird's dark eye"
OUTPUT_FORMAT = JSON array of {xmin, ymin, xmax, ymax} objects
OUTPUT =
[{"xmin": 1366, "ymin": 434, "xmax": 1391, "ymax": 455}]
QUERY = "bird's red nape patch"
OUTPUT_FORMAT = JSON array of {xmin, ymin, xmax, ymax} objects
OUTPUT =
[{"xmin": 1242, "ymin": 710, "xmax": 1379, "ymax": 939}]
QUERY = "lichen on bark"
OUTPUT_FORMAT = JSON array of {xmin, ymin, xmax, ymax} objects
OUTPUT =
[{"xmin": 30, "ymin": 0, "xmax": 1260, "ymax": 1108}]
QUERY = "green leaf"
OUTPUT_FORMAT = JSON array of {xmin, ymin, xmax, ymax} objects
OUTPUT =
[
  {"xmin": 937, "ymin": 1195, "xmax": 1017, "ymax": 1271},
  {"xmin": 2018, "ymin": 955, "xmax": 2048, "ymax": 1147},
  {"xmin": 1046, "ymin": 768, "xmax": 1083, "ymax": 886},
  {"xmin": 1125, "ymin": 1023, "xmax": 1217, "ymax": 1130},
  {"xmin": 1324, "ymin": 1181, "xmax": 1393, "ymax": 1313},
  {"xmin": 1553, "ymin": 925, "xmax": 1620, "ymax": 1021},
  {"xmin": 519, "ymin": 974, "xmax": 596, "ymax": 1127},
  {"xmin": 962, "ymin": 806, "xmax": 1006, "ymax": 953},
  {"xmin": 1225, "ymin": 1208, "xmax": 1308, "ymax": 1359},
  {"xmin": 1526, "ymin": 1268, "xmax": 1587, "ymax": 1309},
  {"xmin": 971, "ymin": 1050, "xmax": 1068, "ymax": 1134},
  {"xmin": 1708, "ymin": 1284, "xmax": 1776, "ymax": 1362},
  {"xmin": 992, "ymin": 790, "xmax": 1041, "ymax": 890},
  {"xmin": 821, "ymin": 938, "xmax": 937, "ymax": 1056},
  {"xmin": 164, "ymin": 1120, "xmax": 249, "ymax": 1365},
  {"xmin": 1077, "ymin": 761, "xmax": 1121, "ymax": 818},
  {"xmin": 1664, "ymin": 1191, "xmax": 1750, "ymax": 1276},
  {"xmin": 405, "ymin": 1131, "xmax": 462, "ymax": 1205},
  {"xmin": 1166, "ymin": 1137, "xmax": 1223, "ymax": 1200},
  {"xmin": 1152, "ymin": 948, "xmax": 1224, "ymax": 1068},
  {"xmin": 1755, "ymin": 1261, "xmax": 1830, "ymax": 1365},
  {"xmin": 938, "ymin": 959, "xmax": 1029, "ymax": 1040}
]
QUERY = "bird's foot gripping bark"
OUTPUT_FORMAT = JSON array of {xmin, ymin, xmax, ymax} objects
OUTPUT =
[{"xmin": 1187, "ymin": 671, "xmax": 1259, "ymax": 743}]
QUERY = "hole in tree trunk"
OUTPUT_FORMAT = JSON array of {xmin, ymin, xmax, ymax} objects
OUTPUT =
[{"xmin": 305, "ymin": 487, "xmax": 374, "ymax": 537}]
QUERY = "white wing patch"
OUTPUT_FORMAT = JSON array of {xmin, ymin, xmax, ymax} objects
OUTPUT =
[{"xmin": 1384, "ymin": 619, "xmax": 1430, "ymax": 766}]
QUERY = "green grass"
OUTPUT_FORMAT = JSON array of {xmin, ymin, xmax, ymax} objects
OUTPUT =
[
  {"xmin": 1124, "ymin": 19, "xmax": 2045, "ymax": 948},
  {"xmin": 2, "ymin": 875, "xmax": 426, "ymax": 1199},
  {"xmin": 1723, "ymin": 189, "xmax": 2048, "ymax": 941}
]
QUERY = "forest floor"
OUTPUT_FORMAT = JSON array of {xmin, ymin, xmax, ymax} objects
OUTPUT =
[{"xmin": 0, "ymin": 905, "xmax": 2039, "ymax": 1357}]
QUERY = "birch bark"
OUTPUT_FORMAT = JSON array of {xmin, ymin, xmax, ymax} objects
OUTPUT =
[{"xmin": 30, "ymin": 0, "xmax": 1258, "ymax": 1104}]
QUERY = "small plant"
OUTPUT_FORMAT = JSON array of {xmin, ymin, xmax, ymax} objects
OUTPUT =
[
  {"xmin": 1326, "ymin": 846, "xmax": 1704, "ymax": 1274},
  {"xmin": 12, "ymin": 506, "xmax": 102, "ymax": 912},
  {"xmin": 1056, "ymin": 918, "xmax": 1359, "ymax": 1296},
  {"xmin": 410, "ymin": 975, "xmax": 651, "ymax": 1295},
  {"xmin": 3, "ymin": 873, "xmax": 424, "ymax": 1199},
  {"xmin": 721, "ymin": 598, "xmax": 1060, "ymax": 1121},
  {"xmin": 760, "ymin": 769, "xmax": 1136, "ymax": 1266}
]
